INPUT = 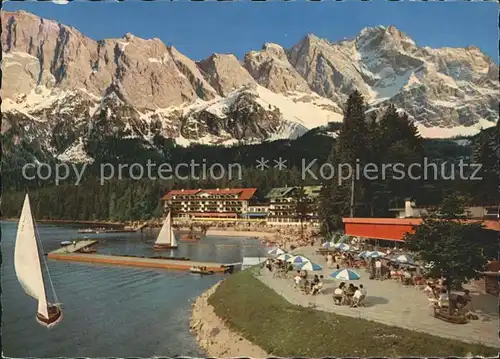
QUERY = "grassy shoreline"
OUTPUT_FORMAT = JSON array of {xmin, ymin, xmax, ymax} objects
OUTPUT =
[{"xmin": 208, "ymin": 270, "xmax": 498, "ymax": 357}]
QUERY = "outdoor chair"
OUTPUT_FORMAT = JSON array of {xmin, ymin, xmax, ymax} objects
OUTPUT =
[
  {"xmin": 333, "ymin": 295, "xmax": 343, "ymax": 305},
  {"xmin": 312, "ymin": 283, "xmax": 323, "ymax": 295},
  {"xmin": 351, "ymin": 295, "xmax": 366, "ymax": 307}
]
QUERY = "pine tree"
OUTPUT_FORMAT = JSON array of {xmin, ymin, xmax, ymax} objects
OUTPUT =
[
  {"xmin": 472, "ymin": 124, "xmax": 499, "ymax": 204},
  {"xmin": 319, "ymin": 91, "xmax": 370, "ymax": 234},
  {"xmin": 372, "ymin": 105, "xmax": 424, "ymax": 211}
]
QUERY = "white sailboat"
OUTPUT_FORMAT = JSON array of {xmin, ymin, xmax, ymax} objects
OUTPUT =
[
  {"xmin": 15, "ymin": 194, "xmax": 63, "ymax": 328},
  {"xmin": 152, "ymin": 211, "xmax": 178, "ymax": 250}
]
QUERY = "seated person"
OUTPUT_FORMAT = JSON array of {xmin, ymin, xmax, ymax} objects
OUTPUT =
[
  {"xmin": 438, "ymin": 289, "xmax": 449, "ymax": 307},
  {"xmin": 333, "ymin": 282, "xmax": 346, "ymax": 305},
  {"xmin": 345, "ymin": 283, "xmax": 355, "ymax": 304},
  {"xmin": 310, "ymin": 275, "xmax": 320, "ymax": 289},
  {"xmin": 402, "ymin": 270, "xmax": 412, "ymax": 284},
  {"xmin": 352, "ymin": 287, "xmax": 363, "ymax": 307},
  {"xmin": 312, "ymin": 275, "xmax": 324, "ymax": 295}
]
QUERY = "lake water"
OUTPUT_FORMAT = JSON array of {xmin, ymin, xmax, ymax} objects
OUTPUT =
[{"xmin": 1, "ymin": 221, "xmax": 266, "ymax": 357}]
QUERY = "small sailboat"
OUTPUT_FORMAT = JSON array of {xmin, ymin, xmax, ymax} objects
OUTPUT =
[
  {"xmin": 15, "ymin": 194, "xmax": 63, "ymax": 328},
  {"xmin": 152, "ymin": 211, "xmax": 178, "ymax": 250}
]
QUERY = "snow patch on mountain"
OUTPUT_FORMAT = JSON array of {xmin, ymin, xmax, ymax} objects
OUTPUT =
[
  {"xmin": 416, "ymin": 118, "xmax": 494, "ymax": 139},
  {"xmin": 267, "ymin": 121, "xmax": 309, "ymax": 141},
  {"xmin": 57, "ymin": 138, "xmax": 95, "ymax": 164},
  {"xmin": 254, "ymin": 86, "xmax": 343, "ymax": 128},
  {"xmin": 2, "ymin": 86, "xmax": 61, "ymax": 114}
]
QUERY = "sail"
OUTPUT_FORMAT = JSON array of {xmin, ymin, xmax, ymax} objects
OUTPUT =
[
  {"xmin": 155, "ymin": 212, "xmax": 172, "ymax": 245},
  {"xmin": 14, "ymin": 194, "xmax": 49, "ymax": 319}
]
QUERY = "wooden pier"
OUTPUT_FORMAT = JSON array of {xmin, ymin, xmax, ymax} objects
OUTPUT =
[
  {"xmin": 47, "ymin": 251, "xmax": 236, "ymax": 273},
  {"xmin": 51, "ymin": 240, "xmax": 98, "ymax": 254}
]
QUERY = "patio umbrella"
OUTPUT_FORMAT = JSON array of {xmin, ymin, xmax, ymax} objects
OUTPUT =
[
  {"xmin": 336, "ymin": 234, "xmax": 349, "ymax": 245},
  {"xmin": 393, "ymin": 254, "xmax": 414, "ymax": 264},
  {"xmin": 287, "ymin": 255, "xmax": 310, "ymax": 264},
  {"xmin": 357, "ymin": 251, "xmax": 372, "ymax": 258},
  {"xmin": 276, "ymin": 253, "xmax": 293, "ymax": 261},
  {"xmin": 268, "ymin": 247, "xmax": 285, "ymax": 256},
  {"xmin": 330, "ymin": 268, "xmax": 361, "ymax": 281},
  {"xmin": 369, "ymin": 251, "xmax": 386, "ymax": 258},
  {"xmin": 336, "ymin": 243, "xmax": 351, "ymax": 252},
  {"xmin": 298, "ymin": 261, "xmax": 323, "ymax": 271}
]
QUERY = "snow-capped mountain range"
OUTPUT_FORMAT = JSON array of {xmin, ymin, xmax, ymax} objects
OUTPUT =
[{"xmin": 1, "ymin": 10, "xmax": 498, "ymax": 163}]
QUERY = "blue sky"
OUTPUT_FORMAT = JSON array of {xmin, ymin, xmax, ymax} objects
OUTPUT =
[{"xmin": 3, "ymin": 0, "xmax": 498, "ymax": 61}]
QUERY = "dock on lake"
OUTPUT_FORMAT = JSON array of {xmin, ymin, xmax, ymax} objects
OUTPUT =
[
  {"xmin": 50, "ymin": 240, "xmax": 98, "ymax": 254},
  {"xmin": 47, "ymin": 252, "xmax": 237, "ymax": 273}
]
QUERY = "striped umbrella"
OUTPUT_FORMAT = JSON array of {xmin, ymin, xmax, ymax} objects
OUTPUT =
[
  {"xmin": 298, "ymin": 261, "xmax": 323, "ymax": 271},
  {"xmin": 336, "ymin": 243, "xmax": 352, "ymax": 252},
  {"xmin": 287, "ymin": 255, "xmax": 310, "ymax": 264},
  {"xmin": 335, "ymin": 234, "xmax": 349, "ymax": 245},
  {"xmin": 369, "ymin": 251, "xmax": 386, "ymax": 258},
  {"xmin": 267, "ymin": 247, "xmax": 285, "ymax": 256},
  {"xmin": 330, "ymin": 268, "xmax": 361, "ymax": 281},
  {"xmin": 357, "ymin": 251, "xmax": 372, "ymax": 258},
  {"xmin": 276, "ymin": 253, "xmax": 293, "ymax": 261},
  {"xmin": 393, "ymin": 254, "xmax": 413, "ymax": 264}
]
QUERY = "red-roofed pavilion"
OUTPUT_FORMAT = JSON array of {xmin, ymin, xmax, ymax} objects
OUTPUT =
[{"xmin": 342, "ymin": 217, "xmax": 500, "ymax": 242}]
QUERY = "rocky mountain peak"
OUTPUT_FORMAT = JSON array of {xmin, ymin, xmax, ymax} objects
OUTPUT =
[
  {"xmin": 197, "ymin": 53, "xmax": 256, "ymax": 96},
  {"xmin": 355, "ymin": 24, "xmax": 416, "ymax": 53},
  {"xmin": 261, "ymin": 43, "xmax": 287, "ymax": 59},
  {"xmin": 123, "ymin": 32, "xmax": 135, "ymax": 41},
  {"xmin": 1, "ymin": 9, "xmax": 498, "ymax": 152},
  {"xmin": 303, "ymin": 33, "xmax": 324, "ymax": 44},
  {"xmin": 244, "ymin": 42, "xmax": 310, "ymax": 93}
]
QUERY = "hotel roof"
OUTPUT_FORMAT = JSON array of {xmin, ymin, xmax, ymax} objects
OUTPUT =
[
  {"xmin": 162, "ymin": 188, "xmax": 257, "ymax": 201},
  {"xmin": 266, "ymin": 185, "xmax": 322, "ymax": 199},
  {"xmin": 265, "ymin": 187, "xmax": 296, "ymax": 199}
]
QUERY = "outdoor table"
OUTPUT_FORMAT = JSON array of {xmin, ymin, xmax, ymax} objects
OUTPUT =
[{"xmin": 344, "ymin": 293, "xmax": 354, "ymax": 305}]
